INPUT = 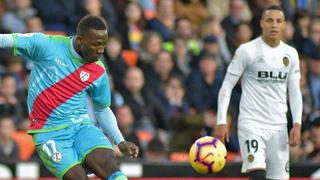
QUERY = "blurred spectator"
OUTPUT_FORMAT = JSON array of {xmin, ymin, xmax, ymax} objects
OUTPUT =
[
  {"xmin": 120, "ymin": 67, "xmax": 168, "ymax": 136},
  {"xmin": 115, "ymin": 105, "xmax": 143, "ymax": 157},
  {"xmin": 307, "ymin": 50, "xmax": 320, "ymax": 110},
  {"xmin": 32, "ymin": 0, "xmax": 77, "ymax": 34},
  {"xmin": 200, "ymin": 17, "xmax": 224, "ymax": 39},
  {"xmin": 83, "ymin": 0, "xmax": 106, "ymax": 18},
  {"xmin": 109, "ymin": 0, "xmax": 126, "ymax": 24},
  {"xmin": 307, "ymin": 111, "xmax": 320, "ymax": 162},
  {"xmin": 163, "ymin": 16, "xmax": 201, "ymax": 56},
  {"xmin": 138, "ymin": 0, "xmax": 156, "ymax": 20},
  {"xmin": 206, "ymin": 0, "xmax": 229, "ymax": 22},
  {"xmin": 103, "ymin": 33, "xmax": 129, "ymax": 90},
  {"xmin": 118, "ymin": 1, "xmax": 145, "ymax": 50},
  {"xmin": 293, "ymin": 10, "xmax": 311, "ymax": 49},
  {"xmin": 138, "ymin": 31, "xmax": 163, "ymax": 68},
  {"xmin": 1, "ymin": 0, "xmax": 36, "ymax": 33},
  {"xmin": 96, "ymin": 0, "xmax": 118, "ymax": 31},
  {"xmin": 300, "ymin": 55, "xmax": 313, "ymax": 123},
  {"xmin": 26, "ymin": 16, "xmax": 44, "ymax": 33},
  {"xmin": 144, "ymin": 137, "xmax": 167, "ymax": 162},
  {"xmin": 226, "ymin": 21, "xmax": 252, "ymax": 55},
  {"xmin": 156, "ymin": 74, "xmax": 191, "ymax": 127},
  {"xmin": 308, "ymin": 0, "xmax": 320, "ymax": 17},
  {"xmin": 308, "ymin": 18, "xmax": 320, "ymax": 45},
  {"xmin": 221, "ymin": 0, "xmax": 250, "ymax": 43},
  {"xmin": 108, "ymin": 74, "xmax": 125, "ymax": 111},
  {"xmin": 300, "ymin": 18, "xmax": 320, "ymax": 56},
  {"xmin": 199, "ymin": 17, "xmax": 231, "ymax": 66},
  {"xmin": 13, "ymin": 0, "xmax": 36, "ymax": 20},
  {"xmin": 77, "ymin": 0, "xmax": 117, "ymax": 33},
  {"xmin": 147, "ymin": 0, "xmax": 175, "ymax": 41},
  {"xmin": 201, "ymin": 36, "xmax": 222, "ymax": 60},
  {"xmin": 143, "ymin": 50, "xmax": 179, "ymax": 94},
  {"xmin": 19, "ymin": 71, "xmax": 29, "ymax": 117},
  {"xmin": 0, "ymin": 116, "xmax": 20, "ymax": 163},
  {"xmin": 0, "ymin": 0, "xmax": 8, "ymax": 31},
  {"xmin": 6, "ymin": 56, "xmax": 25, "ymax": 90},
  {"xmin": 171, "ymin": 37, "xmax": 193, "ymax": 77},
  {"xmin": 178, "ymin": 17, "xmax": 194, "ymax": 41},
  {"xmin": 282, "ymin": 20, "xmax": 296, "ymax": 46},
  {"xmin": 0, "ymin": 74, "xmax": 25, "ymax": 124},
  {"xmin": 186, "ymin": 54, "xmax": 224, "ymax": 112},
  {"xmin": 175, "ymin": 0, "xmax": 209, "ymax": 34},
  {"xmin": 192, "ymin": 35, "xmax": 226, "ymax": 69}
]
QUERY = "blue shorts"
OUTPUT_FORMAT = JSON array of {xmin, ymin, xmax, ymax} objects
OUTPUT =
[{"xmin": 32, "ymin": 123, "xmax": 113, "ymax": 179}]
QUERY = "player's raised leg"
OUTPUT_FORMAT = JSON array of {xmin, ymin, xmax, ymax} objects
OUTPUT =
[
  {"xmin": 63, "ymin": 165, "xmax": 88, "ymax": 180},
  {"xmin": 85, "ymin": 148, "xmax": 127, "ymax": 180},
  {"xmin": 75, "ymin": 124, "xmax": 128, "ymax": 180}
]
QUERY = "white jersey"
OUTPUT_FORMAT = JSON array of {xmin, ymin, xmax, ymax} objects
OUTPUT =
[{"xmin": 228, "ymin": 37, "xmax": 300, "ymax": 129}]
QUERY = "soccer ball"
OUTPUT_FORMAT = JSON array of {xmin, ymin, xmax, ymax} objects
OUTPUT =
[{"xmin": 189, "ymin": 136, "xmax": 227, "ymax": 174}]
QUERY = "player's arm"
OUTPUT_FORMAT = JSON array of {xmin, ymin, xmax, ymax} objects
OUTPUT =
[
  {"xmin": 288, "ymin": 78, "xmax": 302, "ymax": 146},
  {"xmin": 91, "ymin": 71, "xmax": 139, "ymax": 158},
  {"xmin": 215, "ymin": 72, "xmax": 240, "ymax": 144},
  {"xmin": 288, "ymin": 50, "xmax": 302, "ymax": 126},
  {"xmin": 217, "ymin": 72, "xmax": 240, "ymax": 125},
  {"xmin": 217, "ymin": 45, "xmax": 248, "ymax": 123},
  {"xmin": 1, "ymin": 33, "xmax": 49, "ymax": 60},
  {"xmin": 0, "ymin": 34, "xmax": 14, "ymax": 47},
  {"xmin": 94, "ymin": 107, "xmax": 125, "ymax": 145},
  {"xmin": 216, "ymin": 45, "xmax": 248, "ymax": 143},
  {"xmin": 94, "ymin": 103, "xmax": 139, "ymax": 159},
  {"xmin": 90, "ymin": 71, "xmax": 125, "ymax": 145},
  {"xmin": 288, "ymin": 78, "xmax": 302, "ymax": 126},
  {"xmin": 288, "ymin": 50, "xmax": 302, "ymax": 146}
]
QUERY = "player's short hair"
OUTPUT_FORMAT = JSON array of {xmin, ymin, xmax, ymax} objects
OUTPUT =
[
  {"xmin": 76, "ymin": 15, "xmax": 108, "ymax": 35},
  {"xmin": 262, "ymin": 5, "xmax": 285, "ymax": 19}
]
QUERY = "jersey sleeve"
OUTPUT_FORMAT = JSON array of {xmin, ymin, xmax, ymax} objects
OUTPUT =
[
  {"xmin": 12, "ymin": 33, "xmax": 50, "ymax": 61},
  {"xmin": 227, "ymin": 45, "xmax": 249, "ymax": 76},
  {"xmin": 288, "ymin": 49, "xmax": 301, "ymax": 80},
  {"xmin": 90, "ymin": 72, "xmax": 111, "ymax": 109}
]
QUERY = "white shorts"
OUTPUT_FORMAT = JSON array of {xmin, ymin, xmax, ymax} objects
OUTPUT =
[{"xmin": 238, "ymin": 126, "xmax": 289, "ymax": 179}]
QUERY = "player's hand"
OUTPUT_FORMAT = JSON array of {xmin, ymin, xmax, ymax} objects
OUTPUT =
[
  {"xmin": 215, "ymin": 124, "xmax": 229, "ymax": 144},
  {"xmin": 118, "ymin": 141, "xmax": 139, "ymax": 159},
  {"xmin": 289, "ymin": 123, "xmax": 301, "ymax": 146}
]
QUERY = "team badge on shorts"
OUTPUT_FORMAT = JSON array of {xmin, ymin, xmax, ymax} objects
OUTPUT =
[
  {"xmin": 52, "ymin": 151, "xmax": 62, "ymax": 163},
  {"xmin": 247, "ymin": 154, "xmax": 254, "ymax": 163},
  {"xmin": 285, "ymin": 161, "xmax": 289, "ymax": 173},
  {"xmin": 283, "ymin": 57, "xmax": 289, "ymax": 67}
]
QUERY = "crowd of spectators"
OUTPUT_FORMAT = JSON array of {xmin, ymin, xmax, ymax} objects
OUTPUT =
[{"xmin": 0, "ymin": 0, "xmax": 320, "ymax": 164}]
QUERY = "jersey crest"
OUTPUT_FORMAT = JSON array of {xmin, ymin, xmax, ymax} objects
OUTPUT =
[
  {"xmin": 80, "ymin": 71, "xmax": 90, "ymax": 82},
  {"xmin": 282, "ymin": 56, "xmax": 289, "ymax": 67}
]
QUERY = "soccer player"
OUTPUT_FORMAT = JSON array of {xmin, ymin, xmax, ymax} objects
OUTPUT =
[
  {"xmin": 215, "ymin": 5, "xmax": 302, "ymax": 180},
  {"xmin": 0, "ymin": 15, "xmax": 139, "ymax": 180}
]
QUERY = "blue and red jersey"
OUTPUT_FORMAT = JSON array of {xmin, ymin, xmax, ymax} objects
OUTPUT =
[{"xmin": 12, "ymin": 33, "xmax": 110, "ymax": 133}]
